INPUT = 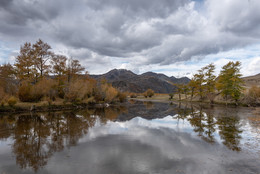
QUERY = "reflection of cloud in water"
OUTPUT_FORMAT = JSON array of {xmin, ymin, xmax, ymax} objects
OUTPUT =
[{"xmin": 46, "ymin": 116, "xmax": 260, "ymax": 174}]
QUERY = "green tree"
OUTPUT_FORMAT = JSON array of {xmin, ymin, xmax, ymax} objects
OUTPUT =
[{"xmin": 216, "ymin": 61, "xmax": 244, "ymax": 104}]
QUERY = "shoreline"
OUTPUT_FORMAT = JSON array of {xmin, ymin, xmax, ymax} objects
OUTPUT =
[
  {"xmin": 1, "ymin": 95, "xmax": 259, "ymax": 114},
  {"xmin": 0, "ymin": 102, "xmax": 122, "ymax": 114}
]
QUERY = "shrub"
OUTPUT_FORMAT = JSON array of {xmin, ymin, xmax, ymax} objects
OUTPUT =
[
  {"xmin": 169, "ymin": 93, "xmax": 174, "ymax": 99},
  {"xmin": 145, "ymin": 89, "xmax": 155, "ymax": 98},
  {"xmin": 104, "ymin": 85, "xmax": 118, "ymax": 103},
  {"xmin": 130, "ymin": 93, "xmax": 137, "ymax": 98},
  {"xmin": 8, "ymin": 96, "xmax": 17, "ymax": 107},
  {"xmin": 18, "ymin": 82, "xmax": 43, "ymax": 102}
]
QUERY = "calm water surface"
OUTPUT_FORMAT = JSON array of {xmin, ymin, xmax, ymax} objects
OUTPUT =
[{"xmin": 0, "ymin": 101, "xmax": 260, "ymax": 174}]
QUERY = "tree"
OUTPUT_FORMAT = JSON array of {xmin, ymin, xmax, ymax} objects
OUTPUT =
[
  {"xmin": 183, "ymin": 84, "xmax": 189, "ymax": 100},
  {"xmin": 174, "ymin": 83, "xmax": 184, "ymax": 100},
  {"xmin": 0, "ymin": 63, "xmax": 16, "ymax": 95},
  {"xmin": 15, "ymin": 42, "xmax": 36, "ymax": 81},
  {"xmin": 51, "ymin": 55, "xmax": 67, "ymax": 82},
  {"xmin": 188, "ymin": 78, "xmax": 197, "ymax": 101},
  {"xmin": 67, "ymin": 58, "xmax": 85, "ymax": 83},
  {"xmin": 204, "ymin": 63, "xmax": 216, "ymax": 104},
  {"xmin": 193, "ymin": 68, "xmax": 206, "ymax": 100},
  {"xmin": 216, "ymin": 61, "xmax": 244, "ymax": 104},
  {"xmin": 32, "ymin": 39, "xmax": 53, "ymax": 78}
]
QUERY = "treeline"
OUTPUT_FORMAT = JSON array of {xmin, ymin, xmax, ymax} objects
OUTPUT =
[
  {"xmin": 0, "ymin": 39, "xmax": 126, "ymax": 107},
  {"xmin": 173, "ymin": 62, "xmax": 260, "ymax": 106}
]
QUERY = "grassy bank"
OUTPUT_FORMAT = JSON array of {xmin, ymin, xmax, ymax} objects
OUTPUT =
[{"xmin": 129, "ymin": 93, "xmax": 260, "ymax": 107}]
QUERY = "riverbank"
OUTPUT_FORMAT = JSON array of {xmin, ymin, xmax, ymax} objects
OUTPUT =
[
  {"xmin": 0, "ymin": 93, "xmax": 258, "ymax": 114},
  {"xmin": 130, "ymin": 94, "xmax": 260, "ymax": 107},
  {"xmin": 0, "ymin": 99, "xmax": 121, "ymax": 114}
]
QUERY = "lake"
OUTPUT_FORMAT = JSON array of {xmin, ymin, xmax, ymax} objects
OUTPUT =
[{"xmin": 0, "ymin": 101, "xmax": 260, "ymax": 174}]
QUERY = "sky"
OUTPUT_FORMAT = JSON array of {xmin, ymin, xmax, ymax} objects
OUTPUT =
[{"xmin": 0, "ymin": 0, "xmax": 260, "ymax": 78}]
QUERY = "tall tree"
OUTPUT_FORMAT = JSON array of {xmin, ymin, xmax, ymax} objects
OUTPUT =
[
  {"xmin": 15, "ymin": 42, "xmax": 36, "ymax": 81},
  {"xmin": 216, "ymin": 61, "xmax": 244, "ymax": 104},
  {"xmin": 0, "ymin": 63, "xmax": 16, "ymax": 95},
  {"xmin": 193, "ymin": 68, "xmax": 205, "ymax": 100},
  {"xmin": 174, "ymin": 83, "xmax": 184, "ymax": 100},
  {"xmin": 204, "ymin": 63, "xmax": 216, "ymax": 103},
  {"xmin": 33, "ymin": 39, "xmax": 53, "ymax": 78},
  {"xmin": 188, "ymin": 77, "xmax": 197, "ymax": 101},
  {"xmin": 51, "ymin": 55, "xmax": 67, "ymax": 81},
  {"xmin": 67, "ymin": 58, "xmax": 85, "ymax": 83}
]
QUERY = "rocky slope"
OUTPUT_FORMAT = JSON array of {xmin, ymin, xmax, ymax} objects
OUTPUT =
[
  {"xmin": 242, "ymin": 73, "xmax": 260, "ymax": 87},
  {"xmin": 90, "ymin": 69, "xmax": 190, "ymax": 93}
]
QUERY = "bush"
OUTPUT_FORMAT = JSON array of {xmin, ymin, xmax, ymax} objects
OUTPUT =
[
  {"xmin": 144, "ymin": 89, "xmax": 154, "ymax": 98},
  {"xmin": 169, "ymin": 93, "xmax": 174, "ymax": 99},
  {"xmin": 130, "ymin": 93, "xmax": 137, "ymax": 98},
  {"xmin": 8, "ymin": 96, "xmax": 17, "ymax": 107},
  {"xmin": 18, "ymin": 82, "xmax": 43, "ymax": 102}
]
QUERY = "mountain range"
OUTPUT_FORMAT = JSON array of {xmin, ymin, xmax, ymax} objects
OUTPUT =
[{"xmin": 90, "ymin": 69, "xmax": 190, "ymax": 93}]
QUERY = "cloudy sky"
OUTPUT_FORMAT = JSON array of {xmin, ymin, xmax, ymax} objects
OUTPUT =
[{"xmin": 0, "ymin": 0, "xmax": 260, "ymax": 77}]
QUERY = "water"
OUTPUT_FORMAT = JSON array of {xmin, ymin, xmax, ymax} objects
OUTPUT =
[{"xmin": 0, "ymin": 101, "xmax": 260, "ymax": 174}]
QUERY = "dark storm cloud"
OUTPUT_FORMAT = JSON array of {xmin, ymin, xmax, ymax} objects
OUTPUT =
[{"xmin": 0, "ymin": 0, "xmax": 260, "ymax": 68}]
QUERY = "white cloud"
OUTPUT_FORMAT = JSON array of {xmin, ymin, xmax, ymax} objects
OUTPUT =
[{"xmin": 0, "ymin": 0, "xmax": 260, "ymax": 76}]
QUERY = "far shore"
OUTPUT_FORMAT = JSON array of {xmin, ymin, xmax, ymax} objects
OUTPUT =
[
  {"xmin": 0, "ymin": 93, "xmax": 259, "ymax": 114},
  {"xmin": 129, "ymin": 93, "xmax": 260, "ymax": 107}
]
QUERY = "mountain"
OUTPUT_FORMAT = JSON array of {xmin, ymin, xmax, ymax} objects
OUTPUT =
[
  {"xmin": 242, "ymin": 73, "xmax": 260, "ymax": 87},
  {"xmin": 90, "ymin": 69, "xmax": 190, "ymax": 93}
]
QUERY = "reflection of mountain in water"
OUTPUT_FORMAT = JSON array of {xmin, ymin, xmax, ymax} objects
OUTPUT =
[{"xmin": 0, "ymin": 102, "xmax": 257, "ymax": 172}]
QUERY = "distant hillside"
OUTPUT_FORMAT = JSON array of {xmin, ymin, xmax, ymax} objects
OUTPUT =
[
  {"xmin": 242, "ymin": 73, "xmax": 260, "ymax": 87},
  {"xmin": 90, "ymin": 69, "xmax": 190, "ymax": 93}
]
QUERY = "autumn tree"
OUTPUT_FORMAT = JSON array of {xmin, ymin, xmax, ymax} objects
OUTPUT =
[
  {"xmin": 204, "ymin": 63, "xmax": 216, "ymax": 103},
  {"xmin": 32, "ymin": 39, "xmax": 53, "ymax": 78},
  {"xmin": 15, "ymin": 42, "xmax": 36, "ymax": 81},
  {"xmin": 188, "ymin": 77, "xmax": 197, "ymax": 101},
  {"xmin": 193, "ymin": 68, "xmax": 205, "ymax": 100},
  {"xmin": 216, "ymin": 61, "xmax": 244, "ymax": 104},
  {"xmin": 174, "ymin": 83, "xmax": 184, "ymax": 100},
  {"xmin": 51, "ymin": 55, "xmax": 67, "ymax": 82},
  {"xmin": 0, "ymin": 63, "xmax": 16, "ymax": 95},
  {"xmin": 67, "ymin": 58, "xmax": 85, "ymax": 83}
]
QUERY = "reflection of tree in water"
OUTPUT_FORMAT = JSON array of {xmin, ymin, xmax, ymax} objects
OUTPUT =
[
  {"xmin": 203, "ymin": 110, "xmax": 216, "ymax": 143},
  {"xmin": 175, "ymin": 104, "xmax": 216, "ymax": 144},
  {"xmin": 0, "ymin": 106, "xmax": 127, "ymax": 172},
  {"xmin": 13, "ymin": 114, "xmax": 51, "ymax": 172},
  {"xmin": 185, "ymin": 105, "xmax": 242, "ymax": 150},
  {"xmin": 174, "ymin": 103, "xmax": 191, "ymax": 121},
  {"xmin": 217, "ymin": 111, "xmax": 242, "ymax": 151},
  {"xmin": 143, "ymin": 101, "xmax": 154, "ymax": 110},
  {"xmin": 188, "ymin": 106, "xmax": 206, "ymax": 138},
  {"xmin": 0, "ymin": 115, "xmax": 16, "ymax": 140}
]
